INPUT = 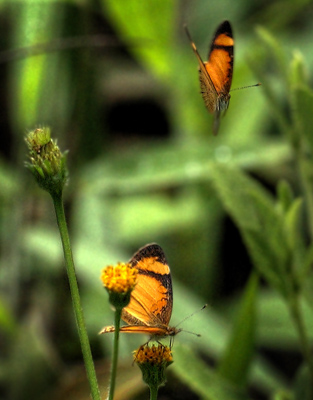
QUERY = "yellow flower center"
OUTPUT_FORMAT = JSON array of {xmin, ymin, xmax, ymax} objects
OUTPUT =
[
  {"xmin": 101, "ymin": 262, "xmax": 137, "ymax": 293},
  {"xmin": 134, "ymin": 344, "xmax": 173, "ymax": 365}
]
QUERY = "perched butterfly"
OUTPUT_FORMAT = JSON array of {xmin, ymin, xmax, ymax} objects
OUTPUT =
[
  {"xmin": 185, "ymin": 20, "xmax": 260, "ymax": 135},
  {"xmin": 100, "ymin": 243, "xmax": 181, "ymax": 340}
]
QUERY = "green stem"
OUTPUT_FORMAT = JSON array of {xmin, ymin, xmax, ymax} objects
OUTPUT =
[
  {"xmin": 292, "ymin": 123, "xmax": 313, "ymax": 387},
  {"xmin": 108, "ymin": 307, "xmax": 122, "ymax": 400},
  {"xmin": 289, "ymin": 292, "xmax": 313, "ymax": 383},
  {"xmin": 294, "ymin": 140, "xmax": 313, "ymax": 240},
  {"xmin": 52, "ymin": 194, "xmax": 100, "ymax": 400},
  {"xmin": 296, "ymin": 142, "xmax": 313, "ymax": 241},
  {"xmin": 149, "ymin": 384, "xmax": 159, "ymax": 400}
]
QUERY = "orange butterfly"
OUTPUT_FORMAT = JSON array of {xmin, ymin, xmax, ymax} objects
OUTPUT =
[
  {"xmin": 100, "ymin": 243, "xmax": 181, "ymax": 339},
  {"xmin": 185, "ymin": 21, "xmax": 260, "ymax": 136},
  {"xmin": 185, "ymin": 20, "xmax": 234, "ymax": 136}
]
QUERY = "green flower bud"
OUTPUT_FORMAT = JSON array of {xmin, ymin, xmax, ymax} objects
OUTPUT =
[{"xmin": 25, "ymin": 127, "xmax": 68, "ymax": 197}]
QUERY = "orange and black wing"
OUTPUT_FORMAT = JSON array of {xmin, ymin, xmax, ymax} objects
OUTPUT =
[
  {"xmin": 185, "ymin": 24, "xmax": 219, "ymax": 113},
  {"xmin": 185, "ymin": 20, "xmax": 234, "ymax": 135},
  {"xmin": 121, "ymin": 243, "xmax": 173, "ymax": 328},
  {"xmin": 205, "ymin": 21, "xmax": 234, "ymax": 135},
  {"xmin": 205, "ymin": 20, "xmax": 234, "ymax": 100}
]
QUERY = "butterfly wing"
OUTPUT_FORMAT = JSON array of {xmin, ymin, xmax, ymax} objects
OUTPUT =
[
  {"xmin": 100, "ymin": 324, "xmax": 170, "ymax": 335},
  {"xmin": 204, "ymin": 21, "xmax": 234, "ymax": 135},
  {"xmin": 185, "ymin": 25, "xmax": 218, "ymax": 113},
  {"xmin": 185, "ymin": 21, "xmax": 234, "ymax": 135},
  {"xmin": 205, "ymin": 20, "xmax": 234, "ymax": 102},
  {"xmin": 121, "ymin": 243, "xmax": 173, "ymax": 329}
]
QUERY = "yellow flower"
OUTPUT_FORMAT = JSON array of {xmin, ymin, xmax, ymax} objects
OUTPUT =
[
  {"xmin": 101, "ymin": 262, "xmax": 137, "ymax": 293},
  {"xmin": 134, "ymin": 344, "xmax": 173, "ymax": 365},
  {"xmin": 101, "ymin": 262, "xmax": 137, "ymax": 309},
  {"xmin": 133, "ymin": 344, "xmax": 173, "ymax": 391}
]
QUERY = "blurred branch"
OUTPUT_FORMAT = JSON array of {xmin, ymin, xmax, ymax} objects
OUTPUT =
[{"xmin": 0, "ymin": 34, "xmax": 150, "ymax": 64}]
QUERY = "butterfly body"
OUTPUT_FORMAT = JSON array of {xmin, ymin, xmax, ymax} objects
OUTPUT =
[
  {"xmin": 100, "ymin": 244, "xmax": 179, "ymax": 339},
  {"xmin": 185, "ymin": 20, "xmax": 234, "ymax": 135},
  {"xmin": 101, "ymin": 324, "xmax": 180, "ymax": 338}
]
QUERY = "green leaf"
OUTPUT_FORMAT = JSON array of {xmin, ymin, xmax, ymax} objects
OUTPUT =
[
  {"xmin": 172, "ymin": 344, "xmax": 249, "ymax": 400},
  {"xmin": 289, "ymin": 50, "xmax": 309, "ymax": 88},
  {"xmin": 244, "ymin": 230, "xmax": 286, "ymax": 294},
  {"xmin": 293, "ymin": 364, "xmax": 313, "ymax": 400},
  {"xmin": 291, "ymin": 85, "xmax": 313, "ymax": 151},
  {"xmin": 283, "ymin": 198, "xmax": 304, "ymax": 254},
  {"xmin": 210, "ymin": 163, "xmax": 272, "ymax": 230},
  {"xmin": 255, "ymin": 26, "xmax": 287, "ymax": 82},
  {"xmin": 217, "ymin": 273, "xmax": 259, "ymax": 386},
  {"xmin": 0, "ymin": 297, "xmax": 17, "ymax": 335},
  {"xmin": 271, "ymin": 389, "xmax": 293, "ymax": 400},
  {"xmin": 276, "ymin": 180, "xmax": 294, "ymax": 214},
  {"xmin": 80, "ymin": 140, "xmax": 290, "ymax": 196},
  {"xmin": 301, "ymin": 272, "xmax": 313, "ymax": 314},
  {"xmin": 9, "ymin": 2, "xmax": 68, "ymax": 130},
  {"xmin": 210, "ymin": 164, "xmax": 290, "ymax": 295},
  {"xmin": 301, "ymin": 245, "xmax": 313, "ymax": 282},
  {"xmin": 101, "ymin": 0, "xmax": 176, "ymax": 81},
  {"xmin": 257, "ymin": 290, "xmax": 313, "ymax": 349},
  {"xmin": 250, "ymin": 26, "xmax": 290, "ymax": 134},
  {"xmin": 173, "ymin": 283, "xmax": 287, "ymax": 395}
]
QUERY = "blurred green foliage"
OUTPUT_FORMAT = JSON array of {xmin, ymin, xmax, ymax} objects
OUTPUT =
[{"xmin": 1, "ymin": 0, "xmax": 313, "ymax": 399}]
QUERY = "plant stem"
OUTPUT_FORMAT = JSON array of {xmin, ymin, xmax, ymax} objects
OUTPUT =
[
  {"xmin": 149, "ymin": 384, "xmax": 159, "ymax": 400},
  {"xmin": 296, "ymin": 143, "xmax": 313, "ymax": 241},
  {"xmin": 301, "ymin": 165, "xmax": 313, "ymax": 241},
  {"xmin": 289, "ymin": 292, "xmax": 313, "ymax": 383},
  {"xmin": 52, "ymin": 193, "xmax": 100, "ymax": 400},
  {"xmin": 108, "ymin": 307, "xmax": 122, "ymax": 400}
]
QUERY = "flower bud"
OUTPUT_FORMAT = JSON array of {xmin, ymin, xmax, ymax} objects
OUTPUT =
[{"xmin": 25, "ymin": 127, "xmax": 68, "ymax": 197}]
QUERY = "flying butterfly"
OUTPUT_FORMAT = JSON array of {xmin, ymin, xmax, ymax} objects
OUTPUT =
[{"xmin": 185, "ymin": 20, "xmax": 260, "ymax": 135}]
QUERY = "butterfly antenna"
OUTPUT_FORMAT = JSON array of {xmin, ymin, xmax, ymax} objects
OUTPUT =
[
  {"xmin": 183, "ymin": 24, "xmax": 207, "ymax": 65},
  {"xmin": 184, "ymin": 24, "xmax": 193, "ymax": 43},
  {"xmin": 230, "ymin": 83, "xmax": 261, "ymax": 92},
  {"xmin": 175, "ymin": 304, "xmax": 208, "ymax": 328},
  {"xmin": 181, "ymin": 330, "xmax": 201, "ymax": 337}
]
